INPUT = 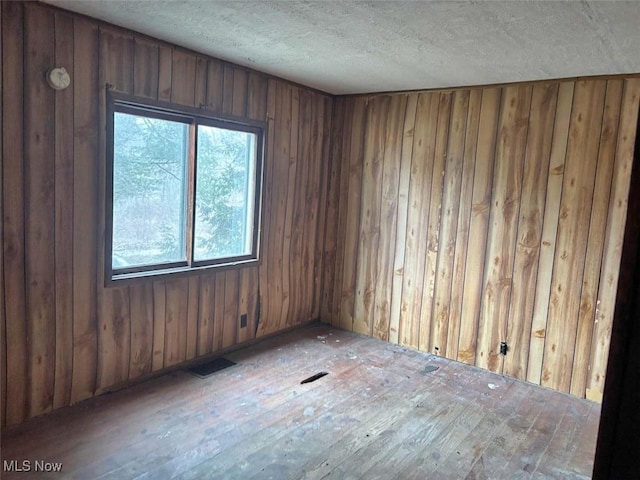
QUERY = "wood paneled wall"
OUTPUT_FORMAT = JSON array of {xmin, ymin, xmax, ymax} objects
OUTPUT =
[
  {"xmin": 322, "ymin": 78, "xmax": 640, "ymax": 401},
  {"xmin": 1, "ymin": 2, "xmax": 333, "ymax": 427}
]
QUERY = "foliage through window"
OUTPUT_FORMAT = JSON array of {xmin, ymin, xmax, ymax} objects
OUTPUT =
[{"xmin": 106, "ymin": 91, "xmax": 264, "ymax": 283}]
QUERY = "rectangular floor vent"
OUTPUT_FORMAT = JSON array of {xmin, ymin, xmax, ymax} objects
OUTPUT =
[{"xmin": 188, "ymin": 358, "xmax": 237, "ymax": 378}]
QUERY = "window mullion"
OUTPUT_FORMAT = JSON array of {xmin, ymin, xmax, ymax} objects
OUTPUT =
[{"xmin": 186, "ymin": 122, "xmax": 197, "ymax": 265}]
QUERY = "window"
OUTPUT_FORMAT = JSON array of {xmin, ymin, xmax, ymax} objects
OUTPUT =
[{"xmin": 106, "ymin": 91, "xmax": 264, "ymax": 284}]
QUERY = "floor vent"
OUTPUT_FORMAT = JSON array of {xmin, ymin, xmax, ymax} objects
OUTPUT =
[
  {"xmin": 189, "ymin": 358, "xmax": 237, "ymax": 378},
  {"xmin": 301, "ymin": 371, "xmax": 329, "ymax": 384}
]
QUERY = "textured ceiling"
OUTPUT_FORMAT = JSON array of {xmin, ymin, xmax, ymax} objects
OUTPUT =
[{"xmin": 43, "ymin": 0, "xmax": 640, "ymax": 95}]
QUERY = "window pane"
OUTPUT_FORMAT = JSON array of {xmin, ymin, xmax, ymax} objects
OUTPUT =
[
  {"xmin": 194, "ymin": 125, "xmax": 257, "ymax": 261},
  {"xmin": 112, "ymin": 112, "xmax": 188, "ymax": 269}
]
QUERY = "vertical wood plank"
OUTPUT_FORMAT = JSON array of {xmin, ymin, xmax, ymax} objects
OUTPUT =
[
  {"xmin": 222, "ymin": 270, "xmax": 239, "ymax": 349},
  {"xmin": 338, "ymin": 98, "xmax": 365, "ymax": 331},
  {"xmin": 527, "ymin": 81, "xmax": 574, "ymax": 384},
  {"xmin": 373, "ymin": 94, "xmax": 407, "ymax": 341},
  {"xmin": 476, "ymin": 84, "xmax": 532, "ymax": 372},
  {"xmin": 457, "ymin": 88, "xmax": 501, "ymax": 364},
  {"xmin": 128, "ymin": 284, "xmax": 153, "ymax": 378},
  {"xmin": 213, "ymin": 273, "xmax": 225, "ymax": 351},
  {"xmin": 570, "ymin": 79, "xmax": 623, "ymax": 397},
  {"xmin": 71, "ymin": 16, "xmax": 99, "ymax": 404},
  {"xmin": 205, "ymin": 60, "xmax": 223, "ymax": 113},
  {"xmin": 353, "ymin": 96, "xmax": 390, "ymax": 336},
  {"xmin": 24, "ymin": 1, "xmax": 56, "ymax": 418},
  {"xmin": 315, "ymin": 95, "xmax": 334, "ymax": 321},
  {"xmin": 321, "ymin": 97, "xmax": 345, "ymax": 324},
  {"xmin": 186, "ymin": 277, "xmax": 199, "ymax": 360},
  {"xmin": 587, "ymin": 78, "xmax": 640, "ymax": 401},
  {"xmin": 0, "ymin": 0, "xmax": 4, "ymax": 427},
  {"xmin": 256, "ymin": 79, "xmax": 277, "ymax": 337},
  {"xmin": 541, "ymin": 80, "xmax": 606, "ymax": 392},
  {"xmin": 446, "ymin": 89, "xmax": 482, "ymax": 359},
  {"xmin": 281, "ymin": 86, "xmax": 299, "ymax": 328},
  {"xmin": 197, "ymin": 275, "xmax": 215, "ymax": 356},
  {"xmin": 164, "ymin": 279, "xmax": 189, "ymax": 367},
  {"xmin": 399, "ymin": 93, "xmax": 440, "ymax": 350},
  {"xmin": 503, "ymin": 83, "xmax": 558, "ymax": 380},
  {"xmin": 418, "ymin": 92, "xmax": 452, "ymax": 352},
  {"xmin": 389, "ymin": 94, "xmax": 417, "ymax": 344},
  {"xmin": 430, "ymin": 90, "xmax": 469, "ymax": 354},
  {"xmin": 96, "ymin": 26, "xmax": 134, "ymax": 394},
  {"xmin": 303, "ymin": 93, "xmax": 325, "ymax": 322},
  {"xmin": 152, "ymin": 281, "xmax": 166, "ymax": 371},
  {"xmin": 2, "ymin": 0, "xmax": 27, "ymax": 425},
  {"xmin": 132, "ymin": 37, "xmax": 158, "ymax": 99},
  {"xmin": 52, "ymin": 10, "xmax": 75, "ymax": 410}
]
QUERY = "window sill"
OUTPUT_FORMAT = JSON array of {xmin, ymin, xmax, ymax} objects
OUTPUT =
[{"xmin": 105, "ymin": 258, "xmax": 260, "ymax": 287}]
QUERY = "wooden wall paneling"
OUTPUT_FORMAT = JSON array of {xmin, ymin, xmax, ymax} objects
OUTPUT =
[
  {"xmin": 130, "ymin": 37, "xmax": 163, "ymax": 377},
  {"xmin": 398, "ymin": 92, "xmax": 440, "ymax": 350},
  {"xmin": 315, "ymin": 95, "xmax": 334, "ymax": 321},
  {"xmin": 321, "ymin": 97, "xmax": 345, "ymax": 325},
  {"xmin": 340, "ymin": 98, "xmax": 369, "ymax": 331},
  {"xmin": 186, "ymin": 277, "xmax": 199, "ymax": 360},
  {"xmin": 281, "ymin": 86, "xmax": 299, "ymax": 329},
  {"xmin": 132, "ymin": 37, "xmax": 158, "ymax": 99},
  {"xmin": 222, "ymin": 65, "xmax": 234, "ymax": 114},
  {"xmin": 456, "ymin": 88, "xmax": 501, "ymax": 365},
  {"xmin": 526, "ymin": 81, "xmax": 574, "ymax": 384},
  {"xmin": 430, "ymin": 90, "xmax": 470, "ymax": 355},
  {"xmin": 503, "ymin": 83, "xmax": 558, "ymax": 380},
  {"xmin": 476, "ymin": 85, "xmax": 532, "ymax": 372},
  {"xmin": 52, "ymin": 10, "xmax": 75, "ymax": 410},
  {"xmin": 96, "ymin": 26, "xmax": 134, "ymax": 394},
  {"xmin": 289, "ymin": 89, "xmax": 310, "ymax": 325},
  {"xmin": 71, "ymin": 16, "xmax": 99, "ymax": 404},
  {"xmin": 587, "ymin": 78, "xmax": 640, "ymax": 401},
  {"xmin": 222, "ymin": 270, "xmax": 239, "ymax": 348},
  {"xmin": 541, "ymin": 80, "xmax": 606, "ymax": 393},
  {"xmin": 262, "ymin": 82, "xmax": 291, "ymax": 335},
  {"xmin": 197, "ymin": 276, "xmax": 215, "ymax": 356},
  {"xmin": 333, "ymin": 98, "xmax": 364, "ymax": 330},
  {"xmin": 353, "ymin": 96, "xmax": 390, "ymax": 336},
  {"xmin": 161, "ymin": 49, "xmax": 196, "ymax": 367},
  {"xmin": 24, "ymin": 1, "xmax": 56, "ymax": 419},
  {"xmin": 570, "ymin": 79, "xmax": 623, "ymax": 397},
  {"xmin": 373, "ymin": 94, "xmax": 407, "ymax": 341},
  {"xmin": 232, "ymin": 69, "xmax": 247, "ymax": 118},
  {"xmin": 446, "ymin": 89, "xmax": 481, "ymax": 359},
  {"xmin": 230, "ymin": 66, "xmax": 249, "ymax": 344},
  {"xmin": 184, "ymin": 56, "xmax": 207, "ymax": 360},
  {"xmin": 164, "ymin": 278, "xmax": 189, "ymax": 366},
  {"xmin": 243, "ymin": 72, "xmax": 267, "ymax": 339},
  {"xmin": 205, "ymin": 60, "xmax": 224, "ymax": 113},
  {"xmin": 0, "ymin": 0, "xmax": 4, "ymax": 427},
  {"xmin": 213, "ymin": 273, "xmax": 225, "ymax": 351},
  {"xmin": 152, "ymin": 281, "xmax": 166, "ymax": 370},
  {"xmin": 2, "ymin": 0, "xmax": 26, "ymax": 426},
  {"xmin": 388, "ymin": 93, "xmax": 418, "ymax": 344},
  {"xmin": 305, "ymin": 93, "xmax": 325, "ymax": 321},
  {"xmin": 418, "ymin": 92, "xmax": 452, "ymax": 352},
  {"xmin": 157, "ymin": 45, "xmax": 172, "ymax": 102},
  {"xmin": 128, "ymin": 284, "xmax": 153, "ymax": 378},
  {"xmin": 256, "ymin": 79, "xmax": 277, "ymax": 337}
]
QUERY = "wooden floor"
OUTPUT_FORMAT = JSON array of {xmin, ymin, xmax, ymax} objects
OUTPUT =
[{"xmin": 1, "ymin": 324, "xmax": 600, "ymax": 479}]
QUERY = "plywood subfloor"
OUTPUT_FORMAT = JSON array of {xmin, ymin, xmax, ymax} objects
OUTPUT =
[{"xmin": 1, "ymin": 324, "xmax": 599, "ymax": 479}]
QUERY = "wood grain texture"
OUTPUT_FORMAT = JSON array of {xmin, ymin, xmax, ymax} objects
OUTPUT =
[
  {"xmin": 2, "ymin": 3, "xmax": 333, "ymax": 426},
  {"xmin": 326, "ymin": 76, "xmax": 635, "ymax": 400}
]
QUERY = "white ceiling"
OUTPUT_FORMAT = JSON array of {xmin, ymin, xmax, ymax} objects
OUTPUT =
[{"xmin": 44, "ymin": 0, "xmax": 640, "ymax": 95}]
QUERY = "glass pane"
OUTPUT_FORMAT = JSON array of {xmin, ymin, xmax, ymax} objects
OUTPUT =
[
  {"xmin": 194, "ymin": 125, "xmax": 257, "ymax": 261},
  {"xmin": 112, "ymin": 111, "xmax": 188, "ymax": 269}
]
